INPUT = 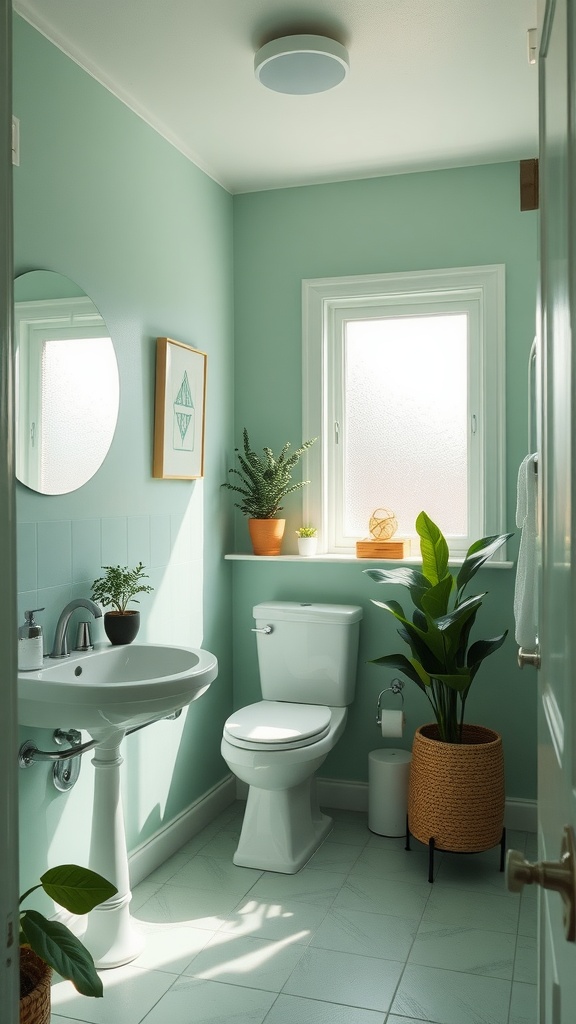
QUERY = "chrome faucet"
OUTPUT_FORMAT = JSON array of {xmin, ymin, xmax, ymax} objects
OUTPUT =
[{"xmin": 49, "ymin": 599, "xmax": 102, "ymax": 659}]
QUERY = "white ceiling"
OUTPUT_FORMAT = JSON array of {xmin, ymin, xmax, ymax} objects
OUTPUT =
[{"xmin": 13, "ymin": 0, "xmax": 539, "ymax": 195}]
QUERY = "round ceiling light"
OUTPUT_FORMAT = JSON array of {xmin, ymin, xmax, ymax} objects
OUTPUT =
[{"xmin": 254, "ymin": 34, "xmax": 349, "ymax": 95}]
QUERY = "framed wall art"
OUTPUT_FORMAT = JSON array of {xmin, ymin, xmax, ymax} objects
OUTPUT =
[{"xmin": 153, "ymin": 337, "xmax": 207, "ymax": 479}]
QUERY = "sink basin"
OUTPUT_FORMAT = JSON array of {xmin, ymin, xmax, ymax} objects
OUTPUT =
[{"xmin": 18, "ymin": 642, "xmax": 218, "ymax": 735}]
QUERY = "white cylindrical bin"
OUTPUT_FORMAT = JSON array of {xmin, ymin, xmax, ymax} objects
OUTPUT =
[{"xmin": 368, "ymin": 748, "xmax": 412, "ymax": 837}]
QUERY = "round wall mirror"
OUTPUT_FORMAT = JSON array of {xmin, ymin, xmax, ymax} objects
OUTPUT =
[{"xmin": 14, "ymin": 270, "xmax": 120, "ymax": 495}]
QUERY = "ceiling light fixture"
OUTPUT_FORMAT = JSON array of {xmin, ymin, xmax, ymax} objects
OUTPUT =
[{"xmin": 254, "ymin": 34, "xmax": 349, "ymax": 95}]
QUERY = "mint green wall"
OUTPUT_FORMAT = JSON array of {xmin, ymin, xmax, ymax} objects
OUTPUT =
[
  {"xmin": 232, "ymin": 164, "xmax": 539, "ymax": 801},
  {"xmin": 13, "ymin": 16, "xmax": 234, "ymax": 889}
]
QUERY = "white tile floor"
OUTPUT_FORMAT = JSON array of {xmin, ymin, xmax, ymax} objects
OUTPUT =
[{"xmin": 50, "ymin": 804, "xmax": 537, "ymax": 1024}]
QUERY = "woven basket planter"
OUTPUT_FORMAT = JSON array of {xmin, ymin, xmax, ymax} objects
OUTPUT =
[
  {"xmin": 20, "ymin": 948, "xmax": 51, "ymax": 1024},
  {"xmin": 408, "ymin": 723, "xmax": 505, "ymax": 852}
]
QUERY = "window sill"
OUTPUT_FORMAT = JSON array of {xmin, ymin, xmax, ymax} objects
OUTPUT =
[{"xmin": 225, "ymin": 553, "xmax": 515, "ymax": 568}]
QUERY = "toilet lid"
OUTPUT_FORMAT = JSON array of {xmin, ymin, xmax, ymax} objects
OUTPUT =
[{"xmin": 223, "ymin": 701, "xmax": 332, "ymax": 750}]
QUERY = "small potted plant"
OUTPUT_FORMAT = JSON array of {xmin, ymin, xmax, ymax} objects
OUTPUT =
[
  {"xmin": 19, "ymin": 863, "xmax": 117, "ymax": 1024},
  {"xmin": 364, "ymin": 511, "xmax": 512, "ymax": 861},
  {"xmin": 223, "ymin": 429, "xmax": 316, "ymax": 555},
  {"xmin": 296, "ymin": 526, "xmax": 318, "ymax": 557},
  {"xmin": 91, "ymin": 562, "xmax": 154, "ymax": 645}
]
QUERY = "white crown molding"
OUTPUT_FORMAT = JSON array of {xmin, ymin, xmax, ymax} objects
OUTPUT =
[{"xmin": 13, "ymin": 2, "xmax": 232, "ymax": 193}]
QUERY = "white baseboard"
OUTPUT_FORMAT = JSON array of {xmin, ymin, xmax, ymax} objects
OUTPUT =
[
  {"xmin": 129, "ymin": 774, "xmax": 236, "ymax": 885},
  {"xmin": 145, "ymin": 775, "xmax": 535, "ymax": 884},
  {"xmin": 503, "ymin": 798, "xmax": 537, "ymax": 833},
  {"xmin": 316, "ymin": 776, "xmax": 368, "ymax": 812},
  {"xmin": 316, "ymin": 777, "xmax": 537, "ymax": 833}
]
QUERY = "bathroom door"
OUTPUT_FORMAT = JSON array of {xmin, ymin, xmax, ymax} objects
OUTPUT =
[
  {"xmin": 536, "ymin": 0, "xmax": 576, "ymax": 1019},
  {"xmin": 0, "ymin": 0, "xmax": 20, "ymax": 1021}
]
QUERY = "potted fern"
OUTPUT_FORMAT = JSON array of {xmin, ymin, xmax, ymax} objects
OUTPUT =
[
  {"xmin": 91, "ymin": 562, "xmax": 154, "ymax": 645},
  {"xmin": 223, "ymin": 429, "xmax": 316, "ymax": 555},
  {"xmin": 364, "ymin": 511, "xmax": 512, "ymax": 862},
  {"xmin": 19, "ymin": 863, "xmax": 117, "ymax": 1024}
]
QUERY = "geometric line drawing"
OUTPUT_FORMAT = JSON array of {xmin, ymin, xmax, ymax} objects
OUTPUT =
[
  {"xmin": 176, "ymin": 411, "xmax": 191, "ymax": 443},
  {"xmin": 176, "ymin": 371, "xmax": 193, "ymax": 409},
  {"xmin": 173, "ymin": 371, "xmax": 195, "ymax": 452}
]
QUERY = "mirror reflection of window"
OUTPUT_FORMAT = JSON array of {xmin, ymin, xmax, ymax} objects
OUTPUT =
[
  {"xmin": 37, "ymin": 333, "xmax": 118, "ymax": 493},
  {"xmin": 14, "ymin": 274, "xmax": 120, "ymax": 495}
]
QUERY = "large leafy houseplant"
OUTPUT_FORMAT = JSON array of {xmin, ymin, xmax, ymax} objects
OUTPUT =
[
  {"xmin": 364, "ymin": 511, "xmax": 512, "ymax": 743},
  {"xmin": 223, "ymin": 429, "xmax": 316, "ymax": 519},
  {"xmin": 20, "ymin": 863, "xmax": 117, "ymax": 998}
]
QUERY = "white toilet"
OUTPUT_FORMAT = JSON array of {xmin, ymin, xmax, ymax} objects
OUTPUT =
[{"xmin": 221, "ymin": 601, "xmax": 362, "ymax": 873}]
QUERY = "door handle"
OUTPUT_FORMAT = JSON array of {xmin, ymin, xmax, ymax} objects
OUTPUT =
[
  {"xmin": 518, "ymin": 646, "xmax": 541, "ymax": 669},
  {"xmin": 506, "ymin": 826, "xmax": 576, "ymax": 941}
]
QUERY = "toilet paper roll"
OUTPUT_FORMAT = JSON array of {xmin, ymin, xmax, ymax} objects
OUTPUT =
[{"xmin": 380, "ymin": 710, "xmax": 405, "ymax": 738}]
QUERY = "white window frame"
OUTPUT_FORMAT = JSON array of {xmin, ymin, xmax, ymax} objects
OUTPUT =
[{"xmin": 302, "ymin": 265, "xmax": 506, "ymax": 558}]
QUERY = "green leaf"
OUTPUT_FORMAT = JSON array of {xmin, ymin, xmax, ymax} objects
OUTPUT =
[
  {"xmin": 399, "ymin": 621, "xmax": 445, "ymax": 674},
  {"xmin": 370, "ymin": 598, "xmax": 444, "ymax": 673},
  {"xmin": 467, "ymin": 632, "xmax": 508, "ymax": 670},
  {"xmin": 370, "ymin": 598, "xmax": 408, "ymax": 623},
  {"xmin": 370, "ymin": 653, "xmax": 429, "ymax": 693},
  {"xmin": 455, "ymin": 606, "xmax": 479, "ymax": 665},
  {"xmin": 436, "ymin": 593, "xmax": 485, "ymax": 632},
  {"xmin": 40, "ymin": 865, "xmax": 117, "ymax": 915},
  {"xmin": 416, "ymin": 511, "xmax": 450, "ymax": 585},
  {"xmin": 420, "ymin": 574, "xmax": 454, "ymax": 618},
  {"xmin": 456, "ymin": 533, "xmax": 513, "ymax": 595},
  {"xmin": 434, "ymin": 595, "xmax": 485, "ymax": 667},
  {"xmin": 412, "ymin": 608, "xmax": 427, "ymax": 631},
  {"xmin": 20, "ymin": 910, "xmax": 103, "ymax": 997},
  {"xmin": 432, "ymin": 670, "xmax": 473, "ymax": 693},
  {"xmin": 363, "ymin": 566, "xmax": 431, "ymax": 609}
]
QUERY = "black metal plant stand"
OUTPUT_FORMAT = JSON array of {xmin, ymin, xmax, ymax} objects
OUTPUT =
[{"xmin": 405, "ymin": 816, "xmax": 507, "ymax": 883}]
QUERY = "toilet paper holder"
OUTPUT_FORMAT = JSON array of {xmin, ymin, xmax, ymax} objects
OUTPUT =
[{"xmin": 376, "ymin": 678, "xmax": 404, "ymax": 727}]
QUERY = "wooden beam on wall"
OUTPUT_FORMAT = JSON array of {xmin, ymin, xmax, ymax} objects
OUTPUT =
[{"xmin": 520, "ymin": 159, "xmax": 539, "ymax": 211}]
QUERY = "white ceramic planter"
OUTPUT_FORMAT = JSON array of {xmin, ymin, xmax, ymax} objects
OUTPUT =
[{"xmin": 297, "ymin": 536, "xmax": 318, "ymax": 556}]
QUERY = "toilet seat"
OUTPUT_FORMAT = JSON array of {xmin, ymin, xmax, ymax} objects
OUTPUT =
[{"xmin": 223, "ymin": 701, "xmax": 332, "ymax": 751}]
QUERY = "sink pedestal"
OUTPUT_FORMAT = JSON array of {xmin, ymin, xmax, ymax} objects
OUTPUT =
[
  {"xmin": 83, "ymin": 731, "xmax": 144, "ymax": 968},
  {"xmin": 17, "ymin": 641, "xmax": 219, "ymax": 967}
]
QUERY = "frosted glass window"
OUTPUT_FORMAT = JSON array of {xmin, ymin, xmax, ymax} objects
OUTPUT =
[
  {"xmin": 302, "ymin": 266, "xmax": 506, "ymax": 557},
  {"xmin": 39, "ymin": 337, "xmax": 118, "ymax": 493},
  {"xmin": 343, "ymin": 314, "xmax": 468, "ymax": 539}
]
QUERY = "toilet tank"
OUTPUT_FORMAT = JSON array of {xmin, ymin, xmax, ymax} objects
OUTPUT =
[{"xmin": 253, "ymin": 601, "xmax": 363, "ymax": 706}]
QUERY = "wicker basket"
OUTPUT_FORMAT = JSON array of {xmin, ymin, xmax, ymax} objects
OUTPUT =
[
  {"xmin": 20, "ymin": 947, "xmax": 51, "ymax": 1024},
  {"xmin": 408, "ymin": 723, "xmax": 505, "ymax": 852}
]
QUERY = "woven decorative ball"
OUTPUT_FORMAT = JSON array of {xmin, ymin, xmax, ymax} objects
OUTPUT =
[{"xmin": 369, "ymin": 508, "xmax": 398, "ymax": 541}]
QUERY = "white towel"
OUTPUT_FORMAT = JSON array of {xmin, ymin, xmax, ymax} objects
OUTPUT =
[{"xmin": 514, "ymin": 453, "xmax": 538, "ymax": 649}]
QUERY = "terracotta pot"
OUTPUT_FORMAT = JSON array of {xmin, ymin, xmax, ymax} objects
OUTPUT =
[
  {"xmin": 104, "ymin": 610, "xmax": 140, "ymax": 645},
  {"xmin": 248, "ymin": 518, "xmax": 285, "ymax": 556},
  {"xmin": 408, "ymin": 723, "xmax": 505, "ymax": 852},
  {"xmin": 20, "ymin": 947, "xmax": 51, "ymax": 1024}
]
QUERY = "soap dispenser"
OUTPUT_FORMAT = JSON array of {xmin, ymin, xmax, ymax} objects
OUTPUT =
[{"xmin": 18, "ymin": 608, "xmax": 45, "ymax": 671}]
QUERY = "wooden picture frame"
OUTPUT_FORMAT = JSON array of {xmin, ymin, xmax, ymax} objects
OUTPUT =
[{"xmin": 153, "ymin": 337, "xmax": 207, "ymax": 479}]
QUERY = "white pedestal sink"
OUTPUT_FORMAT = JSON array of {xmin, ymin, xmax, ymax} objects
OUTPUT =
[{"xmin": 18, "ymin": 642, "xmax": 218, "ymax": 968}]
